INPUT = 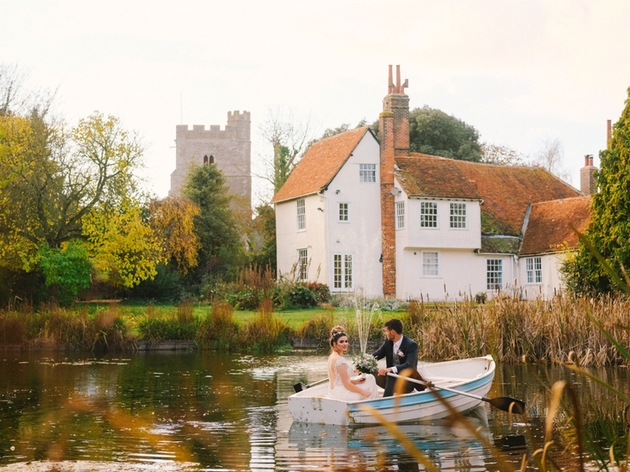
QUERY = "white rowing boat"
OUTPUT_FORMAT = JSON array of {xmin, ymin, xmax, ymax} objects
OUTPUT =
[{"xmin": 288, "ymin": 355, "xmax": 497, "ymax": 425}]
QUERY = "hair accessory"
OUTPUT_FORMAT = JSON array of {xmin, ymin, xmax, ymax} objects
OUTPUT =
[{"xmin": 332, "ymin": 331, "xmax": 347, "ymax": 342}]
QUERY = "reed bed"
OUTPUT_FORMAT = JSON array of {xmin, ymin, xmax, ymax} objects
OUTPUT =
[{"xmin": 406, "ymin": 294, "xmax": 630, "ymax": 366}]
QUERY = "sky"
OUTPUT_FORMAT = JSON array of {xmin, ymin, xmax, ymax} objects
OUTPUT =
[{"xmin": 2, "ymin": 1, "xmax": 629, "ymax": 205}]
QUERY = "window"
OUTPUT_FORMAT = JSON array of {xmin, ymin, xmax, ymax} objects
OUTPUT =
[
  {"xmin": 420, "ymin": 202, "xmax": 438, "ymax": 228},
  {"xmin": 450, "ymin": 203, "xmax": 467, "ymax": 228},
  {"xmin": 526, "ymin": 257, "xmax": 542, "ymax": 283},
  {"xmin": 297, "ymin": 249, "xmax": 308, "ymax": 281},
  {"xmin": 395, "ymin": 202, "xmax": 405, "ymax": 229},
  {"xmin": 338, "ymin": 203, "xmax": 349, "ymax": 222},
  {"xmin": 296, "ymin": 198, "xmax": 306, "ymax": 230},
  {"xmin": 487, "ymin": 259, "xmax": 503, "ymax": 290},
  {"xmin": 422, "ymin": 251, "xmax": 439, "ymax": 276},
  {"xmin": 359, "ymin": 164, "xmax": 376, "ymax": 183},
  {"xmin": 333, "ymin": 254, "xmax": 353, "ymax": 290}
]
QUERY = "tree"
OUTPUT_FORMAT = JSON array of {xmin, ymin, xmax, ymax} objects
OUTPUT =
[
  {"xmin": 82, "ymin": 198, "xmax": 163, "ymax": 289},
  {"xmin": 372, "ymin": 106, "xmax": 482, "ymax": 161},
  {"xmin": 480, "ymin": 143, "xmax": 528, "ymax": 166},
  {"xmin": 248, "ymin": 203, "xmax": 276, "ymax": 273},
  {"xmin": 149, "ymin": 196, "xmax": 200, "ymax": 274},
  {"xmin": 183, "ymin": 163, "xmax": 243, "ymax": 281},
  {"xmin": 260, "ymin": 107, "xmax": 312, "ymax": 194},
  {"xmin": 562, "ymin": 88, "xmax": 630, "ymax": 294},
  {"xmin": 533, "ymin": 138, "xmax": 571, "ymax": 182}
]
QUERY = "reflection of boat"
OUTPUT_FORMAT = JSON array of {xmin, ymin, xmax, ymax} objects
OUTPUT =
[
  {"xmin": 288, "ymin": 404, "xmax": 491, "ymax": 452},
  {"xmin": 288, "ymin": 355, "xmax": 495, "ymax": 425}
]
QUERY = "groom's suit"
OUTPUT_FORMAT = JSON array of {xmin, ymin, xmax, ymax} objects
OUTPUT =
[{"xmin": 372, "ymin": 335, "xmax": 422, "ymax": 397}]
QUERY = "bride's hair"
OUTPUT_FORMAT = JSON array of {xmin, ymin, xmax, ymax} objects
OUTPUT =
[{"xmin": 329, "ymin": 325, "xmax": 347, "ymax": 348}]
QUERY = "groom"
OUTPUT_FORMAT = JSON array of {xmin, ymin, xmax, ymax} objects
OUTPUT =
[{"xmin": 372, "ymin": 318, "xmax": 424, "ymax": 397}]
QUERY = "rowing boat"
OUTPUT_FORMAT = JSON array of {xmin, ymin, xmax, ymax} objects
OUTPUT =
[{"xmin": 288, "ymin": 355, "xmax": 496, "ymax": 425}]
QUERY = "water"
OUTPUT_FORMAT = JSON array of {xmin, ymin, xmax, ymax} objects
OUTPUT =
[{"xmin": 0, "ymin": 351, "xmax": 627, "ymax": 471}]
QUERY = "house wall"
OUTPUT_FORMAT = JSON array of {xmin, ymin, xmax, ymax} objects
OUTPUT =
[
  {"xmin": 273, "ymin": 132, "xmax": 383, "ymax": 296},
  {"xmin": 323, "ymin": 134, "xmax": 383, "ymax": 297},
  {"xmin": 397, "ymin": 245, "xmax": 516, "ymax": 302},
  {"xmin": 518, "ymin": 253, "xmax": 567, "ymax": 300}
]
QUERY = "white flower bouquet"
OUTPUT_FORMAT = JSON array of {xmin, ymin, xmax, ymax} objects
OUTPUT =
[{"xmin": 353, "ymin": 352, "xmax": 377, "ymax": 374}]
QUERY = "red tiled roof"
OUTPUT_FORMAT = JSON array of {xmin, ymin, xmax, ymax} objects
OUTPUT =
[
  {"xmin": 520, "ymin": 196, "xmax": 592, "ymax": 255},
  {"xmin": 271, "ymin": 127, "xmax": 372, "ymax": 203},
  {"xmin": 396, "ymin": 154, "xmax": 582, "ymax": 236}
]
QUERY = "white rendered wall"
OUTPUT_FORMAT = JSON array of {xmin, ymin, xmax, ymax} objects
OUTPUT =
[
  {"xmin": 518, "ymin": 253, "xmax": 567, "ymax": 300},
  {"xmin": 322, "ymin": 133, "xmax": 382, "ymax": 297}
]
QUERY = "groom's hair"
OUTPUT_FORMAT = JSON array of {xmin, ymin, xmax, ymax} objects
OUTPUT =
[{"xmin": 384, "ymin": 318, "xmax": 403, "ymax": 335}]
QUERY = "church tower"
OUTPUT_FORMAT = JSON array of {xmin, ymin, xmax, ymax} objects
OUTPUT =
[{"xmin": 169, "ymin": 111, "xmax": 251, "ymax": 210}]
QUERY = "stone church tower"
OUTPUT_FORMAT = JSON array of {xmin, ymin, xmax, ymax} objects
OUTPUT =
[{"xmin": 169, "ymin": 111, "xmax": 251, "ymax": 209}]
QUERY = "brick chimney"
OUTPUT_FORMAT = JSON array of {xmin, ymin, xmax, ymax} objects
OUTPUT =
[
  {"xmin": 379, "ymin": 65, "xmax": 410, "ymax": 297},
  {"xmin": 580, "ymin": 154, "xmax": 597, "ymax": 195}
]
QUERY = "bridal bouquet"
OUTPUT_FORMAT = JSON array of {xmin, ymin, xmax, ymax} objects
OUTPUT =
[{"xmin": 353, "ymin": 352, "xmax": 377, "ymax": 374}]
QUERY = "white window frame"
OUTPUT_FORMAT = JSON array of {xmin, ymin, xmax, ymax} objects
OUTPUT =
[
  {"xmin": 420, "ymin": 201, "xmax": 438, "ymax": 228},
  {"xmin": 450, "ymin": 202, "xmax": 467, "ymax": 229},
  {"xmin": 359, "ymin": 164, "xmax": 376, "ymax": 183},
  {"xmin": 338, "ymin": 202, "xmax": 349, "ymax": 222},
  {"xmin": 422, "ymin": 251, "xmax": 439, "ymax": 277},
  {"xmin": 333, "ymin": 253, "xmax": 353, "ymax": 290},
  {"xmin": 297, "ymin": 248, "xmax": 308, "ymax": 281},
  {"xmin": 296, "ymin": 198, "xmax": 306, "ymax": 231},
  {"xmin": 487, "ymin": 259, "xmax": 503, "ymax": 290},
  {"xmin": 526, "ymin": 257, "xmax": 542, "ymax": 284},
  {"xmin": 395, "ymin": 201, "xmax": 405, "ymax": 229}
]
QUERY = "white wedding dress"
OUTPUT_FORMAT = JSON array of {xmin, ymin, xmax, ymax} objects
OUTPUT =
[{"xmin": 327, "ymin": 356, "xmax": 380, "ymax": 401}]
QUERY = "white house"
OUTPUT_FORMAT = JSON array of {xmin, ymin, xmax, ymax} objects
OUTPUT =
[{"xmin": 271, "ymin": 66, "xmax": 592, "ymax": 301}]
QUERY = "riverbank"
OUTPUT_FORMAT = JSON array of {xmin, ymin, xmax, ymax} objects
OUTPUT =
[{"xmin": 1, "ymin": 295, "xmax": 629, "ymax": 366}]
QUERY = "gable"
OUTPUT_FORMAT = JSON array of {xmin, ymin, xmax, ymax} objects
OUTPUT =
[
  {"xmin": 271, "ymin": 127, "xmax": 374, "ymax": 204},
  {"xmin": 520, "ymin": 196, "xmax": 591, "ymax": 255}
]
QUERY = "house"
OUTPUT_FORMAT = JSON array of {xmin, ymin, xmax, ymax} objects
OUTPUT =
[{"xmin": 271, "ymin": 66, "xmax": 592, "ymax": 301}]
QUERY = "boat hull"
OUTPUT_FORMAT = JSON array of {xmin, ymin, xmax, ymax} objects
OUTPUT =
[{"xmin": 288, "ymin": 355, "xmax": 495, "ymax": 425}]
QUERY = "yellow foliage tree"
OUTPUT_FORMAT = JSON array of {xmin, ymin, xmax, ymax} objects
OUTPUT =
[
  {"xmin": 149, "ymin": 196, "xmax": 200, "ymax": 274},
  {"xmin": 82, "ymin": 199, "xmax": 164, "ymax": 288}
]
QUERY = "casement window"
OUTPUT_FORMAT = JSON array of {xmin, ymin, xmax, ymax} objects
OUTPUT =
[
  {"xmin": 297, "ymin": 248, "xmax": 309, "ymax": 281},
  {"xmin": 338, "ymin": 203, "xmax": 349, "ymax": 222},
  {"xmin": 395, "ymin": 201, "xmax": 405, "ymax": 229},
  {"xmin": 296, "ymin": 198, "xmax": 306, "ymax": 230},
  {"xmin": 359, "ymin": 164, "xmax": 376, "ymax": 183},
  {"xmin": 420, "ymin": 202, "xmax": 438, "ymax": 228},
  {"xmin": 422, "ymin": 251, "xmax": 439, "ymax": 277},
  {"xmin": 487, "ymin": 259, "xmax": 503, "ymax": 290},
  {"xmin": 333, "ymin": 253, "xmax": 353, "ymax": 290},
  {"xmin": 450, "ymin": 203, "xmax": 467, "ymax": 228},
  {"xmin": 526, "ymin": 257, "xmax": 542, "ymax": 284}
]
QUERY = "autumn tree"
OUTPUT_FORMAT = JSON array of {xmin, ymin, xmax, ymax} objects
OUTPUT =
[
  {"xmin": 562, "ymin": 88, "xmax": 630, "ymax": 294},
  {"xmin": 149, "ymin": 196, "xmax": 200, "ymax": 274}
]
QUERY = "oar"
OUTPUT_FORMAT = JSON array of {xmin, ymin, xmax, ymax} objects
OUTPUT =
[
  {"xmin": 388, "ymin": 372, "xmax": 525, "ymax": 414},
  {"xmin": 293, "ymin": 377, "xmax": 328, "ymax": 393}
]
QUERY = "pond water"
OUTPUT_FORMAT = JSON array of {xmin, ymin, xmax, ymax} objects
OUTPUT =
[{"xmin": 0, "ymin": 350, "xmax": 627, "ymax": 471}]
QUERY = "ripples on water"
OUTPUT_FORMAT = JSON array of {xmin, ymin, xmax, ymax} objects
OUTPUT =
[{"xmin": 0, "ymin": 351, "xmax": 626, "ymax": 471}]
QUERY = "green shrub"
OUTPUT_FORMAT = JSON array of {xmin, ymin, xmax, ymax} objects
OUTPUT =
[{"xmin": 287, "ymin": 285, "xmax": 318, "ymax": 308}]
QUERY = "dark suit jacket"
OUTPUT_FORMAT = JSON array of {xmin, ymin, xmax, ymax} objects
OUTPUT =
[{"xmin": 372, "ymin": 335, "xmax": 419, "ymax": 374}]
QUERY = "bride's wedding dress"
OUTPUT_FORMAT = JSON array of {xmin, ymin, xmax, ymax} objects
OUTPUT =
[{"xmin": 327, "ymin": 356, "xmax": 380, "ymax": 401}]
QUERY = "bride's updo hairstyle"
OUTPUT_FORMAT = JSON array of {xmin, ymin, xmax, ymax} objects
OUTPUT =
[{"xmin": 330, "ymin": 325, "xmax": 347, "ymax": 348}]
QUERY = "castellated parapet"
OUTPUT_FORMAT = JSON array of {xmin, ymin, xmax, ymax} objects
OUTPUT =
[{"xmin": 169, "ymin": 111, "xmax": 251, "ymax": 209}]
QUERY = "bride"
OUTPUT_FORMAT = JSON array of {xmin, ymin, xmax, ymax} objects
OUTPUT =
[{"xmin": 327, "ymin": 326, "xmax": 380, "ymax": 400}]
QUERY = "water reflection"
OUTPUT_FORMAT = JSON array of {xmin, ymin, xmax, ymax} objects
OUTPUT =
[{"xmin": 0, "ymin": 351, "xmax": 627, "ymax": 471}]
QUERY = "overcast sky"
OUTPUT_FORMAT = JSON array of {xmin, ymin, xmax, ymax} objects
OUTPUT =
[{"xmin": 2, "ymin": 1, "xmax": 629, "ymax": 204}]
